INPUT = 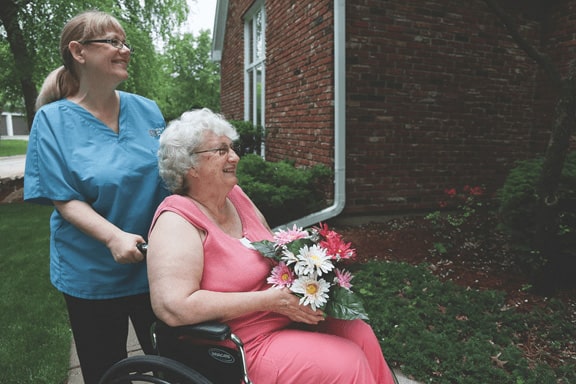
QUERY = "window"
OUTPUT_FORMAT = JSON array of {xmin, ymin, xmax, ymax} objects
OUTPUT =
[{"xmin": 244, "ymin": 2, "xmax": 266, "ymax": 155}]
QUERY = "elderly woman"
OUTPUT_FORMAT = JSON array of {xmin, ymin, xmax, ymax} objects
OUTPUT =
[{"xmin": 147, "ymin": 108, "xmax": 395, "ymax": 383}]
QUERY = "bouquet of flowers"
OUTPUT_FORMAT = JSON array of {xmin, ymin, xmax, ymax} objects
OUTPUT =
[{"xmin": 252, "ymin": 223, "xmax": 369, "ymax": 320}]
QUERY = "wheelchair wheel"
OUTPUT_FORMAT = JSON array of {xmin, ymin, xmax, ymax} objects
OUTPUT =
[{"xmin": 98, "ymin": 355, "xmax": 213, "ymax": 384}]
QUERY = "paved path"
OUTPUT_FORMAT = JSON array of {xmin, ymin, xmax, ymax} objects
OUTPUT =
[
  {"xmin": 0, "ymin": 154, "xmax": 25, "ymax": 178},
  {"xmin": 0, "ymin": 135, "xmax": 27, "ymax": 178},
  {"xmin": 0, "ymin": 136, "xmax": 422, "ymax": 384}
]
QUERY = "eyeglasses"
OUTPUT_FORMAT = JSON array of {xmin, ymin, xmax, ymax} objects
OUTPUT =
[
  {"xmin": 80, "ymin": 39, "xmax": 134, "ymax": 53},
  {"xmin": 191, "ymin": 143, "xmax": 239, "ymax": 157}
]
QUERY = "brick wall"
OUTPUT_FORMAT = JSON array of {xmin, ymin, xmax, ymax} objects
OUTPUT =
[
  {"xmin": 219, "ymin": 0, "xmax": 571, "ymax": 216},
  {"xmin": 265, "ymin": 2, "xmax": 335, "ymax": 166},
  {"xmin": 219, "ymin": 0, "xmax": 251, "ymax": 121}
]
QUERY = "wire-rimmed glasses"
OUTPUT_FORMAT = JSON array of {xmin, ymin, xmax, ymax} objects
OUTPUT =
[
  {"xmin": 80, "ymin": 39, "xmax": 134, "ymax": 53},
  {"xmin": 191, "ymin": 143, "xmax": 240, "ymax": 157}
]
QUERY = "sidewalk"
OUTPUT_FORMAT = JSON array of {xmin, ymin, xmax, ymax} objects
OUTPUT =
[{"xmin": 0, "ymin": 135, "xmax": 28, "ymax": 179}]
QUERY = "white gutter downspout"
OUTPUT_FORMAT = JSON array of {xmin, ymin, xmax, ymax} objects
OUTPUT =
[{"xmin": 280, "ymin": 0, "xmax": 346, "ymax": 229}]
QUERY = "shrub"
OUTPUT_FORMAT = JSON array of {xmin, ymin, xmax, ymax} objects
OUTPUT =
[
  {"xmin": 353, "ymin": 261, "xmax": 575, "ymax": 384},
  {"xmin": 229, "ymin": 120, "xmax": 263, "ymax": 157},
  {"xmin": 497, "ymin": 151, "xmax": 576, "ymax": 276},
  {"xmin": 237, "ymin": 154, "xmax": 332, "ymax": 227}
]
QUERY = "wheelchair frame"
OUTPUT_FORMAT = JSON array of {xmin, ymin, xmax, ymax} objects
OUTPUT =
[{"xmin": 99, "ymin": 320, "xmax": 253, "ymax": 384}]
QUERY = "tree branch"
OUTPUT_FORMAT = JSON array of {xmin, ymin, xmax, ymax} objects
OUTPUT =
[{"xmin": 482, "ymin": 0, "xmax": 563, "ymax": 90}]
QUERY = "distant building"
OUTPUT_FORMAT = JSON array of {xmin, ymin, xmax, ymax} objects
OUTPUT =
[{"xmin": 1, "ymin": 112, "xmax": 28, "ymax": 136}]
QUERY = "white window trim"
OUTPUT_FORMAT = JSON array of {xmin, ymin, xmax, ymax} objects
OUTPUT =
[{"xmin": 244, "ymin": 0, "xmax": 266, "ymax": 157}]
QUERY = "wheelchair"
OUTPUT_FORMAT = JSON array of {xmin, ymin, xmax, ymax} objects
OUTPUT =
[
  {"xmin": 99, "ymin": 318, "xmax": 400, "ymax": 384},
  {"xmin": 99, "ymin": 320, "xmax": 253, "ymax": 384}
]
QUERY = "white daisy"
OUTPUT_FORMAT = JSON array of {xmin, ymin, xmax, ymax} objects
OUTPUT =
[
  {"xmin": 294, "ymin": 244, "xmax": 334, "ymax": 276},
  {"xmin": 291, "ymin": 275, "xmax": 331, "ymax": 311},
  {"xmin": 281, "ymin": 249, "xmax": 299, "ymax": 266}
]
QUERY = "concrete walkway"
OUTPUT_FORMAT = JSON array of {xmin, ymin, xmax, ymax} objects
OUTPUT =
[{"xmin": 0, "ymin": 135, "xmax": 28, "ymax": 179}]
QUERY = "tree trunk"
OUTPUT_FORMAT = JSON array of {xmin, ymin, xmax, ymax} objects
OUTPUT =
[
  {"xmin": 532, "ymin": 79, "xmax": 576, "ymax": 294},
  {"xmin": 0, "ymin": 0, "xmax": 38, "ymax": 130},
  {"xmin": 483, "ymin": 0, "xmax": 576, "ymax": 294}
]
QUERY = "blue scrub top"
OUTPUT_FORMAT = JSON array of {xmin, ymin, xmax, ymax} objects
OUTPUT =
[{"xmin": 24, "ymin": 91, "xmax": 170, "ymax": 299}]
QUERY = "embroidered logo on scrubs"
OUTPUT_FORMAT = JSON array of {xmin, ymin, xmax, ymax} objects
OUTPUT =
[{"xmin": 148, "ymin": 127, "xmax": 165, "ymax": 137}]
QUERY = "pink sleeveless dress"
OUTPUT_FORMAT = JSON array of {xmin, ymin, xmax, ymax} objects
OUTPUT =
[{"xmin": 151, "ymin": 185, "xmax": 395, "ymax": 383}]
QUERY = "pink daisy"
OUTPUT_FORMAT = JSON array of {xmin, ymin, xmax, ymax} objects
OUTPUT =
[
  {"xmin": 273, "ymin": 225, "xmax": 309, "ymax": 246},
  {"xmin": 334, "ymin": 268, "xmax": 354, "ymax": 289},
  {"xmin": 267, "ymin": 262, "xmax": 294, "ymax": 288}
]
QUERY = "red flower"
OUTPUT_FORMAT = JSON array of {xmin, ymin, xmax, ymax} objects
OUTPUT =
[
  {"xmin": 467, "ymin": 186, "xmax": 484, "ymax": 196},
  {"xmin": 319, "ymin": 235, "xmax": 357, "ymax": 260},
  {"xmin": 315, "ymin": 223, "xmax": 356, "ymax": 260},
  {"xmin": 444, "ymin": 188, "xmax": 457, "ymax": 198}
]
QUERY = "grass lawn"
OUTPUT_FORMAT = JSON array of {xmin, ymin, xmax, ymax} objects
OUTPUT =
[
  {"xmin": 0, "ymin": 139, "xmax": 28, "ymax": 156},
  {"xmin": 0, "ymin": 203, "xmax": 70, "ymax": 384}
]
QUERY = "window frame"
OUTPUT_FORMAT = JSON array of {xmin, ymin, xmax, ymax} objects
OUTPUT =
[{"xmin": 243, "ymin": 1, "xmax": 266, "ymax": 156}]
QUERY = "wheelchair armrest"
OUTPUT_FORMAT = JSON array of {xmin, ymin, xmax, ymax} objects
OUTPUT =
[{"xmin": 153, "ymin": 320, "xmax": 232, "ymax": 341}]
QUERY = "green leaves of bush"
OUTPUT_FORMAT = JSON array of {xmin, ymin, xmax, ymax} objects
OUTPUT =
[
  {"xmin": 353, "ymin": 261, "xmax": 574, "ymax": 384},
  {"xmin": 237, "ymin": 154, "xmax": 332, "ymax": 227},
  {"xmin": 497, "ymin": 151, "xmax": 576, "ymax": 273}
]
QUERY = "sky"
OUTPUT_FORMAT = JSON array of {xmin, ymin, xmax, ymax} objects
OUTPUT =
[{"xmin": 184, "ymin": 0, "xmax": 217, "ymax": 36}]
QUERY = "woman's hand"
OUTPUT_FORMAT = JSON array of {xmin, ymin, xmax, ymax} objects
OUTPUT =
[
  {"xmin": 106, "ymin": 231, "xmax": 146, "ymax": 264},
  {"xmin": 53, "ymin": 199, "xmax": 145, "ymax": 263},
  {"xmin": 267, "ymin": 287, "xmax": 325, "ymax": 325}
]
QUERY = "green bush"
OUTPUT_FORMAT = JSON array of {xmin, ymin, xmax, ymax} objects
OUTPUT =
[
  {"xmin": 229, "ymin": 120, "xmax": 263, "ymax": 157},
  {"xmin": 237, "ymin": 154, "xmax": 332, "ymax": 227},
  {"xmin": 354, "ymin": 261, "xmax": 575, "ymax": 384},
  {"xmin": 497, "ymin": 151, "xmax": 576, "ymax": 274}
]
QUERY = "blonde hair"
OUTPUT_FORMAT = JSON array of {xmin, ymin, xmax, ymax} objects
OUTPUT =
[{"xmin": 35, "ymin": 10, "xmax": 125, "ymax": 110}]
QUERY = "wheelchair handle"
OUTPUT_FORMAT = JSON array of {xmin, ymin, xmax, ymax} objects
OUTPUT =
[{"xmin": 137, "ymin": 242, "xmax": 148, "ymax": 255}]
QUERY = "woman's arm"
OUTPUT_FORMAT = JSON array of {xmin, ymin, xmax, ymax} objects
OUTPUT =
[
  {"xmin": 147, "ymin": 211, "xmax": 325, "ymax": 327},
  {"xmin": 53, "ymin": 200, "xmax": 145, "ymax": 263}
]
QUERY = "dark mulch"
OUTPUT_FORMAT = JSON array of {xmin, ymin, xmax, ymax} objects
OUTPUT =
[{"xmin": 332, "ymin": 214, "xmax": 576, "ymax": 371}]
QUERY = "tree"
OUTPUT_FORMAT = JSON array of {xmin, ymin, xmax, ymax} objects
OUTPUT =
[
  {"xmin": 156, "ymin": 30, "xmax": 221, "ymax": 120},
  {"xmin": 0, "ymin": 0, "xmax": 189, "ymax": 129},
  {"xmin": 483, "ymin": 0, "xmax": 575, "ymax": 293}
]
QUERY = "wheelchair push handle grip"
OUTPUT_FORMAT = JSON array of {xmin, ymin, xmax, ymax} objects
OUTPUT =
[{"xmin": 137, "ymin": 242, "xmax": 148, "ymax": 256}]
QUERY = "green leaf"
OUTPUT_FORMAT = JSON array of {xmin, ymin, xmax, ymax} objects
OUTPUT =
[
  {"xmin": 251, "ymin": 240, "xmax": 279, "ymax": 260},
  {"xmin": 284, "ymin": 238, "xmax": 313, "ymax": 254},
  {"xmin": 325, "ymin": 286, "xmax": 369, "ymax": 320}
]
